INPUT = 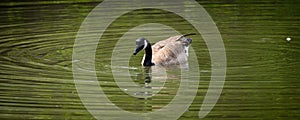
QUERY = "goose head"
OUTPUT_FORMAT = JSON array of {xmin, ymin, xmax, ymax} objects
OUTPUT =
[
  {"xmin": 133, "ymin": 37, "xmax": 154, "ymax": 66},
  {"xmin": 133, "ymin": 37, "xmax": 149, "ymax": 55}
]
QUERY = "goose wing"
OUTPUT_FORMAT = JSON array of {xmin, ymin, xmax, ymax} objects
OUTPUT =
[
  {"xmin": 151, "ymin": 35, "xmax": 187, "ymax": 65},
  {"xmin": 152, "ymin": 35, "xmax": 182, "ymax": 55}
]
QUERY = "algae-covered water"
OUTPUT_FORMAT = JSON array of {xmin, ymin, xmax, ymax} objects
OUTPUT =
[{"xmin": 0, "ymin": 0, "xmax": 299, "ymax": 119}]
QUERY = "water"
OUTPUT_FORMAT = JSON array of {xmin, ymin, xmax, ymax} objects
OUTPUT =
[{"xmin": 1, "ymin": 0, "xmax": 300, "ymax": 119}]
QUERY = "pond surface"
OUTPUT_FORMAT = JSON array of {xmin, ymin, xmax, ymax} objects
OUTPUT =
[{"xmin": 0, "ymin": 0, "xmax": 299, "ymax": 119}]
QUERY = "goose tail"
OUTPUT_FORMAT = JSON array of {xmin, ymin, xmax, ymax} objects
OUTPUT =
[{"xmin": 183, "ymin": 33, "xmax": 196, "ymax": 37}]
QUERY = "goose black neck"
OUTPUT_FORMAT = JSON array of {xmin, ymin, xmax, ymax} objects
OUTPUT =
[{"xmin": 143, "ymin": 43, "xmax": 154, "ymax": 66}]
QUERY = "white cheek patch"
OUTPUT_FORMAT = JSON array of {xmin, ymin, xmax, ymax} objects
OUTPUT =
[
  {"xmin": 141, "ymin": 40, "xmax": 147, "ymax": 65},
  {"xmin": 184, "ymin": 46, "xmax": 189, "ymax": 56},
  {"xmin": 141, "ymin": 54, "xmax": 146, "ymax": 65},
  {"xmin": 143, "ymin": 40, "xmax": 148, "ymax": 50}
]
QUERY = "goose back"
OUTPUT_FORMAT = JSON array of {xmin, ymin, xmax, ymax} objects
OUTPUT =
[{"xmin": 151, "ymin": 35, "xmax": 191, "ymax": 66}]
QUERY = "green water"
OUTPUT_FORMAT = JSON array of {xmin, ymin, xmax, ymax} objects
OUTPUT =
[{"xmin": 1, "ymin": 0, "xmax": 299, "ymax": 119}]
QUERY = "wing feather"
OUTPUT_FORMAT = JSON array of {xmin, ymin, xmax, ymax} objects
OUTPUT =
[{"xmin": 151, "ymin": 35, "xmax": 187, "ymax": 65}]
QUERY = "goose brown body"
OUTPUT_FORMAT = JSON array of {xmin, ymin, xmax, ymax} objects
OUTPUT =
[{"xmin": 133, "ymin": 34, "xmax": 194, "ymax": 66}]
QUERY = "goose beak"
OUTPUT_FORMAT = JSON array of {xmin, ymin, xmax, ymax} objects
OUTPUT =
[
  {"xmin": 133, "ymin": 50, "xmax": 138, "ymax": 55},
  {"xmin": 133, "ymin": 45, "xmax": 143, "ymax": 55}
]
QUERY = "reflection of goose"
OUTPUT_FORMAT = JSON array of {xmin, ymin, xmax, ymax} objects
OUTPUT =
[{"xmin": 133, "ymin": 34, "xmax": 195, "ymax": 66}]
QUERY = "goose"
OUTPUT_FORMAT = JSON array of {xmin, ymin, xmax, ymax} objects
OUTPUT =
[{"xmin": 133, "ymin": 33, "xmax": 195, "ymax": 66}]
